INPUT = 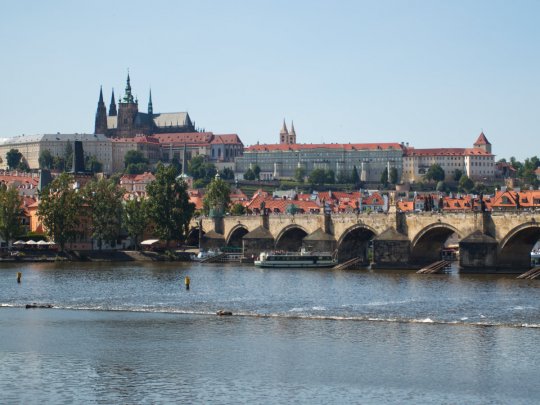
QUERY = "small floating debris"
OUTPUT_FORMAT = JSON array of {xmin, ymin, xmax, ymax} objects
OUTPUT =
[
  {"xmin": 216, "ymin": 310, "xmax": 233, "ymax": 316},
  {"xmin": 25, "ymin": 303, "xmax": 53, "ymax": 309}
]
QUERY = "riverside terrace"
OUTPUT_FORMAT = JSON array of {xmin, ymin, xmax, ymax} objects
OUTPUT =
[{"xmin": 188, "ymin": 210, "xmax": 540, "ymax": 273}]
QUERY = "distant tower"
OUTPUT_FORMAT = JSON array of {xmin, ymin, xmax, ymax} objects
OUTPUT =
[
  {"xmin": 279, "ymin": 119, "xmax": 289, "ymax": 144},
  {"xmin": 288, "ymin": 121, "xmax": 297, "ymax": 144},
  {"xmin": 108, "ymin": 89, "xmax": 117, "ymax": 116},
  {"xmin": 148, "ymin": 89, "xmax": 153, "ymax": 115},
  {"xmin": 474, "ymin": 131, "xmax": 492, "ymax": 154},
  {"xmin": 94, "ymin": 86, "xmax": 107, "ymax": 134},
  {"xmin": 116, "ymin": 72, "xmax": 139, "ymax": 137}
]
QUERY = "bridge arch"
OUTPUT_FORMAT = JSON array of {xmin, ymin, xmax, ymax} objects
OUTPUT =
[
  {"xmin": 498, "ymin": 222, "xmax": 540, "ymax": 268},
  {"xmin": 410, "ymin": 223, "xmax": 460, "ymax": 264},
  {"xmin": 337, "ymin": 224, "xmax": 377, "ymax": 263},
  {"xmin": 226, "ymin": 225, "xmax": 249, "ymax": 247},
  {"xmin": 275, "ymin": 224, "xmax": 308, "ymax": 251},
  {"xmin": 185, "ymin": 227, "xmax": 202, "ymax": 247}
]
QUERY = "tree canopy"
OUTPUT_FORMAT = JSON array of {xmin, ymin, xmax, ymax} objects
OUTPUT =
[
  {"xmin": 37, "ymin": 173, "xmax": 81, "ymax": 251},
  {"xmin": 0, "ymin": 184, "xmax": 24, "ymax": 246},
  {"xmin": 83, "ymin": 178, "xmax": 124, "ymax": 250},
  {"xmin": 309, "ymin": 168, "xmax": 335, "ymax": 185},
  {"xmin": 6, "ymin": 149, "xmax": 22, "ymax": 170},
  {"xmin": 203, "ymin": 176, "xmax": 231, "ymax": 216},
  {"xmin": 188, "ymin": 155, "xmax": 217, "ymax": 185},
  {"xmin": 38, "ymin": 150, "xmax": 54, "ymax": 169},
  {"xmin": 424, "ymin": 164, "xmax": 445, "ymax": 182},
  {"xmin": 146, "ymin": 163, "xmax": 195, "ymax": 245},
  {"xmin": 123, "ymin": 198, "xmax": 150, "ymax": 249}
]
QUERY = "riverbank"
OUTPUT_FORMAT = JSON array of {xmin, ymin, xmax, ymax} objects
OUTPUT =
[{"xmin": 0, "ymin": 249, "xmax": 196, "ymax": 263}]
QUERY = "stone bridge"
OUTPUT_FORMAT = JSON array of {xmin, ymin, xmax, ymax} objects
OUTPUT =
[{"xmin": 187, "ymin": 210, "xmax": 540, "ymax": 272}]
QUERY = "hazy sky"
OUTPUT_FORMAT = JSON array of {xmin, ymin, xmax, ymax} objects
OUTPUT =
[{"xmin": 1, "ymin": 0, "xmax": 538, "ymax": 160}]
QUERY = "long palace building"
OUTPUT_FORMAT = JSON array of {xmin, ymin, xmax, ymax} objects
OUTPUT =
[{"xmin": 235, "ymin": 122, "xmax": 495, "ymax": 183}]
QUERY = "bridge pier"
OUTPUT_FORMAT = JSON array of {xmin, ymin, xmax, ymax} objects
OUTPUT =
[
  {"xmin": 459, "ymin": 231, "xmax": 499, "ymax": 273},
  {"xmin": 372, "ymin": 227, "xmax": 411, "ymax": 269}
]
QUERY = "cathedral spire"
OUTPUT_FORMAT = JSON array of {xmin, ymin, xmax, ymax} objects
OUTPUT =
[
  {"xmin": 94, "ymin": 86, "xmax": 107, "ymax": 134},
  {"xmin": 109, "ymin": 88, "xmax": 117, "ymax": 116},
  {"xmin": 280, "ymin": 118, "xmax": 288, "ymax": 135},
  {"xmin": 148, "ymin": 89, "xmax": 153, "ymax": 115},
  {"xmin": 98, "ymin": 86, "xmax": 104, "ymax": 103},
  {"xmin": 123, "ymin": 71, "xmax": 135, "ymax": 103}
]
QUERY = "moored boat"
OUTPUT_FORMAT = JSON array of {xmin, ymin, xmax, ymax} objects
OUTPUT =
[{"xmin": 254, "ymin": 248, "xmax": 337, "ymax": 268}]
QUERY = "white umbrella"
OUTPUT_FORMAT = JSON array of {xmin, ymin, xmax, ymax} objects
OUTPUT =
[
  {"xmin": 13, "ymin": 240, "xmax": 26, "ymax": 245},
  {"xmin": 25, "ymin": 240, "xmax": 38, "ymax": 245},
  {"xmin": 36, "ymin": 240, "xmax": 49, "ymax": 245}
]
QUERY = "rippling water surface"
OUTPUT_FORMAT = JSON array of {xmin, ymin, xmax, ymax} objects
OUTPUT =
[{"xmin": 1, "ymin": 262, "xmax": 539, "ymax": 403}]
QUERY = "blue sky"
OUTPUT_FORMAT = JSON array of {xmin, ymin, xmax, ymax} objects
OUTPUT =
[{"xmin": 1, "ymin": 0, "xmax": 538, "ymax": 160}]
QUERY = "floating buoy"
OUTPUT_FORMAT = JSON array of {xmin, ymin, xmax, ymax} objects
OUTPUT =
[
  {"xmin": 17, "ymin": 272, "xmax": 22, "ymax": 283},
  {"xmin": 184, "ymin": 276, "xmax": 190, "ymax": 290}
]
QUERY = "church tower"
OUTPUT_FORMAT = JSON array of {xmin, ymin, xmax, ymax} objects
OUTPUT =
[
  {"xmin": 474, "ymin": 131, "xmax": 492, "ymax": 154},
  {"xmin": 279, "ymin": 119, "xmax": 289, "ymax": 144},
  {"xmin": 94, "ymin": 86, "xmax": 108, "ymax": 134},
  {"xmin": 116, "ymin": 73, "xmax": 140, "ymax": 137},
  {"xmin": 109, "ymin": 89, "xmax": 117, "ymax": 116},
  {"xmin": 288, "ymin": 121, "xmax": 297, "ymax": 144}
]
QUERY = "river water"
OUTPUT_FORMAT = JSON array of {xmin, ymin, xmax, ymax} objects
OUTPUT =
[{"xmin": 1, "ymin": 262, "xmax": 539, "ymax": 404}]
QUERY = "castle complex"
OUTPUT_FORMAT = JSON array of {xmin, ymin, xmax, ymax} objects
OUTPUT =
[{"xmin": 94, "ymin": 74, "xmax": 196, "ymax": 137}]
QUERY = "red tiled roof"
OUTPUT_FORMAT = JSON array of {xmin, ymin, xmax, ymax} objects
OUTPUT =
[
  {"xmin": 404, "ymin": 147, "xmax": 492, "ymax": 157},
  {"xmin": 474, "ymin": 132, "xmax": 491, "ymax": 146},
  {"xmin": 245, "ymin": 143, "xmax": 404, "ymax": 152},
  {"xmin": 111, "ymin": 135, "xmax": 159, "ymax": 144},
  {"xmin": 153, "ymin": 132, "xmax": 214, "ymax": 145},
  {"xmin": 210, "ymin": 134, "xmax": 243, "ymax": 145}
]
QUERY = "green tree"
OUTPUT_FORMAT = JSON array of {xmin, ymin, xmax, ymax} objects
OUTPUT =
[
  {"xmin": 38, "ymin": 150, "xmax": 54, "ymax": 169},
  {"xmin": 230, "ymin": 203, "xmax": 246, "ymax": 216},
  {"xmin": 203, "ymin": 176, "xmax": 231, "ymax": 216},
  {"xmin": 309, "ymin": 168, "xmax": 328, "ymax": 185},
  {"xmin": 52, "ymin": 156, "xmax": 66, "ymax": 171},
  {"xmin": 188, "ymin": 155, "xmax": 217, "ymax": 184},
  {"xmin": 83, "ymin": 178, "xmax": 124, "ymax": 250},
  {"xmin": 17, "ymin": 161, "xmax": 30, "ymax": 172},
  {"xmin": 220, "ymin": 167, "xmax": 235, "ymax": 180},
  {"xmin": 85, "ymin": 155, "xmax": 103, "ymax": 173},
  {"xmin": 458, "ymin": 174, "xmax": 474, "ymax": 193},
  {"xmin": 37, "ymin": 173, "xmax": 81, "ymax": 251},
  {"xmin": 425, "ymin": 164, "xmax": 445, "ymax": 182},
  {"xmin": 336, "ymin": 171, "xmax": 351, "ymax": 184},
  {"xmin": 436, "ymin": 181, "xmax": 446, "ymax": 192},
  {"xmin": 123, "ymin": 198, "xmax": 150, "ymax": 249},
  {"xmin": 146, "ymin": 163, "xmax": 195, "ymax": 246},
  {"xmin": 253, "ymin": 165, "xmax": 261, "ymax": 180},
  {"xmin": 453, "ymin": 169, "xmax": 463, "ymax": 182},
  {"xmin": 126, "ymin": 162, "xmax": 149, "ymax": 175},
  {"xmin": 325, "ymin": 169, "xmax": 335, "ymax": 184},
  {"xmin": 389, "ymin": 167, "xmax": 398, "ymax": 184},
  {"xmin": 351, "ymin": 165, "xmax": 360, "ymax": 186},
  {"xmin": 124, "ymin": 150, "xmax": 149, "ymax": 168},
  {"xmin": 64, "ymin": 142, "xmax": 73, "ymax": 172},
  {"xmin": 6, "ymin": 149, "xmax": 22, "ymax": 170},
  {"xmin": 294, "ymin": 166, "xmax": 306, "ymax": 183},
  {"xmin": 380, "ymin": 167, "xmax": 388, "ymax": 186},
  {"xmin": 170, "ymin": 157, "xmax": 182, "ymax": 175},
  {"xmin": 0, "ymin": 184, "xmax": 24, "ymax": 246},
  {"xmin": 244, "ymin": 168, "xmax": 256, "ymax": 180}
]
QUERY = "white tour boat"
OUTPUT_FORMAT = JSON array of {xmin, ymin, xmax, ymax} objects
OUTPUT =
[{"xmin": 254, "ymin": 248, "xmax": 337, "ymax": 268}]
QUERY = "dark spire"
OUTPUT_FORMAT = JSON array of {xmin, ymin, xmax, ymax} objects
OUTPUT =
[
  {"xmin": 94, "ymin": 86, "xmax": 107, "ymax": 134},
  {"xmin": 148, "ymin": 89, "xmax": 153, "ymax": 115},
  {"xmin": 123, "ymin": 71, "xmax": 135, "ymax": 103},
  {"xmin": 109, "ymin": 88, "xmax": 117, "ymax": 116}
]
